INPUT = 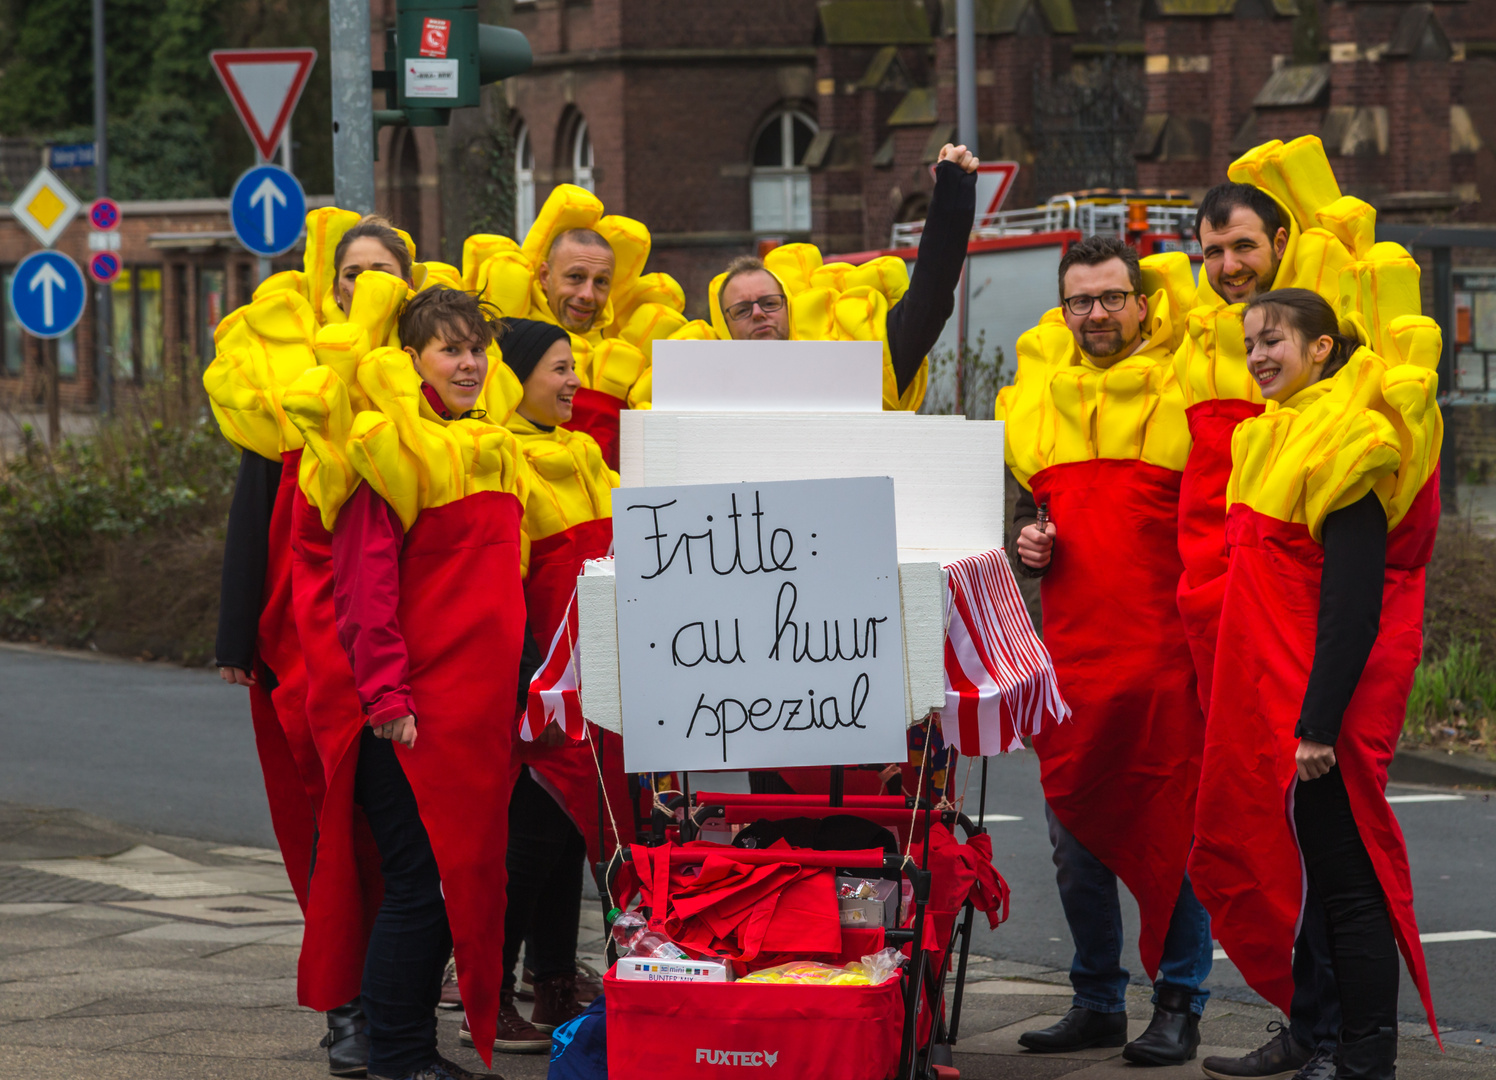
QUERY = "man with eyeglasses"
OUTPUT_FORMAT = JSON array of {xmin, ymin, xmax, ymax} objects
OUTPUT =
[
  {"xmin": 998, "ymin": 234, "xmax": 1215, "ymax": 1065},
  {"xmin": 710, "ymin": 142, "xmax": 979, "ymax": 410}
]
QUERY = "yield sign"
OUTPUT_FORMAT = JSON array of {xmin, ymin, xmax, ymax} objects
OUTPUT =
[{"xmin": 210, "ymin": 48, "xmax": 318, "ymax": 161}]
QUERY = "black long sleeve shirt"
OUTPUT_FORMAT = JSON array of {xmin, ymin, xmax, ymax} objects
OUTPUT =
[
  {"xmin": 887, "ymin": 160, "xmax": 978, "ymax": 397},
  {"xmin": 214, "ymin": 450, "xmax": 282, "ymax": 674},
  {"xmin": 1296, "ymin": 491, "xmax": 1386, "ymax": 746}
]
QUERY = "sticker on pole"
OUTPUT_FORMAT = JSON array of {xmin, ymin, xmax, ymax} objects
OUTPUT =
[
  {"xmin": 613, "ymin": 475, "xmax": 908, "ymax": 774},
  {"xmin": 420, "ymin": 18, "xmax": 451, "ymax": 57},
  {"xmin": 11, "ymin": 168, "xmax": 82, "ymax": 248},
  {"xmin": 210, "ymin": 48, "xmax": 318, "ymax": 161},
  {"xmin": 89, "ymin": 198, "xmax": 120, "ymax": 231},
  {"xmin": 88, "ymin": 251, "xmax": 121, "ymax": 285},
  {"xmin": 12, "ymin": 250, "xmax": 86, "ymax": 339},
  {"xmin": 230, "ymin": 164, "xmax": 306, "ymax": 257}
]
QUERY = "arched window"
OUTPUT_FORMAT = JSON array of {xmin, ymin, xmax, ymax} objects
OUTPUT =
[
  {"xmin": 751, "ymin": 110, "xmax": 816, "ymax": 232},
  {"xmin": 515, "ymin": 122, "xmax": 536, "ymax": 239},
  {"xmin": 572, "ymin": 118, "xmax": 595, "ymax": 193}
]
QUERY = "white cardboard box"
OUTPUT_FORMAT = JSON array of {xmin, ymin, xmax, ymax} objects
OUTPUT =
[{"xmin": 615, "ymin": 956, "xmax": 734, "ymax": 982}]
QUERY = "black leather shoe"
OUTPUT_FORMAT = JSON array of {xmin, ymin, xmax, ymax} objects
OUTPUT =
[
  {"xmin": 1122, "ymin": 985, "xmax": 1201, "ymax": 1065},
  {"xmin": 1336, "ymin": 1027, "xmax": 1396, "ymax": 1080},
  {"xmin": 1202, "ymin": 1022, "xmax": 1313, "ymax": 1080},
  {"xmin": 1018, "ymin": 1007, "xmax": 1129, "ymax": 1052},
  {"xmin": 321, "ymin": 998, "xmax": 369, "ymax": 1078}
]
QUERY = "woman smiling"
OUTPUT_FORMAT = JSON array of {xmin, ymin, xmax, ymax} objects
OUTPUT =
[{"xmin": 1191, "ymin": 286, "xmax": 1443, "ymax": 1080}]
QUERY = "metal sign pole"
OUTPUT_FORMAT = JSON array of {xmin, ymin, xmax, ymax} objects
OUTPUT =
[
  {"xmin": 955, "ymin": 0, "xmax": 978, "ymax": 152},
  {"xmin": 92, "ymin": 0, "xmax": 112, "ymax": 417},
  {"xmin": 330, "ymin": 0, "xmax": 377, "ymax": 214}
]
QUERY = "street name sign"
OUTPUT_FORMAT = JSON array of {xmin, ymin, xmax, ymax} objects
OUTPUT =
[
  {"xmin": 230, "ymin": 164, "xmax": 306, "ymax": 257},
  {"xmin": 613, "ymin": 475, "xmax": 908, "ymax": 773},
  {"xmin": 11, "ymin": 168, "xmax": 81, "ymax": 248},
  {"xmin": 47, "ymin": 142, "xmax": 96, "ymax": 169},
  {"xmin": 12, "ymin": 250, "xmax": 86, "ymax": 338},
  {"xmin": 210, "ymin": 48, "xmax": 318, "ymax": 161}
]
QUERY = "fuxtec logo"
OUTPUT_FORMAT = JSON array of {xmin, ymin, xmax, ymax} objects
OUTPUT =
[{"xmin": 695, "ymin": 1048, "xmax": 780, "ymax": 1067}]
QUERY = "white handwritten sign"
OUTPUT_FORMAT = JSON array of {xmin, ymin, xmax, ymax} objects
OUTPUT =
[{"xmin": 614, "ymin": 476, "xmax": 908, "ymax": 773}]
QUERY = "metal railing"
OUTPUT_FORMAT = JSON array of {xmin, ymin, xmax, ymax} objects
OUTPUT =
[{"xmin": 890, "ymin": 199, "xmax": 1198, "ymax": 249}]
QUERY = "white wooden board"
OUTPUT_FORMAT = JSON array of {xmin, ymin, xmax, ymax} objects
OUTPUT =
[
  {"xmin": 620, "ymin": 411, "xmax": 1006, "ymax": 554},
  {"xmin": 612, "ymin": 476, "xmax": 907, "ymax": 773},
  {"xmin": 650, "ymin": 338, "xmax": 883, "ymax": 412}
]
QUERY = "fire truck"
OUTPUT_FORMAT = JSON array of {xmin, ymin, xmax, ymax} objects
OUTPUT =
[{"xmin": 832, "ymin": 181, "xmax": 1203, "ymax": 413}]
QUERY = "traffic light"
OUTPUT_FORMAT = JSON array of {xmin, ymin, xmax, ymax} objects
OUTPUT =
[{"xmin": 374, "ymin": 0, "xmax": 532, "ymax": 128}]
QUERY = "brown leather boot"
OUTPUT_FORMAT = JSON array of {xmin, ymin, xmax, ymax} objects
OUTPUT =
[
  {"xmin": 529, "ymin": 972, "xmax": 586, "ymax": 1033},
  {"xmin": 458, "ymin": 992, "xmax": 550, "ymax": 1054}
]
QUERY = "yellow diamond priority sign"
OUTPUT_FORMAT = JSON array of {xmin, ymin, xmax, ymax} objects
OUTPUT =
[{"xmin": 12, "ymin": 167, "xmax": 81, "ymax": 248}]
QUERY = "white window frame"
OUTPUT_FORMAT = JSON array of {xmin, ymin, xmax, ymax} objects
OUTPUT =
[
  {"xmin": 572, "ymin": 118, "xmax": 595, "ymax": 192},
  {"xmin": 515, "ymin": 122, "xmax": 536, "ymax": 239},
  {"xmin": 751, "ymin": 110, "xmax": 816, "ymax": 232}
]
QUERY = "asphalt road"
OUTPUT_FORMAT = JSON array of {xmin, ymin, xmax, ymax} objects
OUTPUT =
[
  {"xmin": 2, "ymin": 640, "xmax": 1491, "ymax": 1032},
  {"xmin": 964, "ymin": 751, "xmax": 1496, "ymax": 1036}
]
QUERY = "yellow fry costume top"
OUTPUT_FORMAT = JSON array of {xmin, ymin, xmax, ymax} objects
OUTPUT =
[
  {"xmin": 671, "ymin": 160, "xmax": 979, "ymax": 414},
  {"xmin": 993, "ymin": 250, "xmax": 1201, "ymax": 982},
  {"xmin": 466, "ymin": 184, "xmax": 688, "ymax": 466}
]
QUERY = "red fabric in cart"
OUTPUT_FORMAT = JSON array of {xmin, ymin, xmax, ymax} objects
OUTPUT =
[
  {"xmin": 618, "ymin": 842, "xmax": 844, "ymax": 966},
  {"xmin": 606, "ymin": 969, "xmax": 903, "ymax": 1080}
]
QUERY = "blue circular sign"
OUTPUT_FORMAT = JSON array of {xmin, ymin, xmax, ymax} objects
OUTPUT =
[
  {"xmin": 229, "ymin": 164, "xmax": 307, "ymax": 257},
  {"xmin": 11, "ymin": 250, "xmax": 86, "ymax": 339},
  {"xmin": 89, "ymin": 251, "xmax": 121, "ymax": 284}
]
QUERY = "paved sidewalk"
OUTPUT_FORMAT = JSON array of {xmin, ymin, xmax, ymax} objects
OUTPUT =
[{"xmin": 0, "ymin": 802, "xmax": 1488, "ymax": 1079}]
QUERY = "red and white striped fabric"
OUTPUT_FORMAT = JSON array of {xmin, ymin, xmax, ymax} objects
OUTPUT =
[
  {"xmin": 522, "ymin": 591, "xmax": 586, "ymax": 742},
  {"xmin": 939, "ymin": 548, "xmax": 1069, "ymax": 756}
]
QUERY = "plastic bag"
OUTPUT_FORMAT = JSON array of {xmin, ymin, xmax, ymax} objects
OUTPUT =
[{"xmin": 738, "ymin": 948, "xmax": 906, "ymax": 986}]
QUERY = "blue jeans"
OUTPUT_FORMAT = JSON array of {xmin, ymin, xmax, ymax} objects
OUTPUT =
[
  {"xmin": 1045, "ymin": 802, "xmax": 1212, "ymax": 1015},
  {"xmin": 354, "ymin": 729, "xmax": 451, "ymax": 1078},
  {"xmin": 1290, "ymin": 876, "xmax": 1342, "ymax": 1051}
]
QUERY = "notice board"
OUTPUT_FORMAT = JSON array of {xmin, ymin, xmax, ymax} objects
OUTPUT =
[{"xmin": 613, "ymin": 476, "xmax": 908, "ymax": 773}]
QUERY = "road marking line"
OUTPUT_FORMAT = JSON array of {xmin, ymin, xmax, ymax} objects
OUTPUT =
[
  {"xmin": 981, "ymin": 814, "xmax": 1024, "ymax": 823},
  {"xmin": 1419, "ymin": 931, "xmax": 1496, "ymax": 943},
  {"xmin": 1386, "ymin": 794, "xmax": 1465, "ymax": 804},
  {"xmin": 1213, "ymin": 948, "xmax": 1228, "ymax": 961}
]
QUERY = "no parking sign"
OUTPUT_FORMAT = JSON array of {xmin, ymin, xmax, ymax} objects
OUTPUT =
[{"xmin": 88, "ymin": 251, "xmax": 121, "ymax": 285}]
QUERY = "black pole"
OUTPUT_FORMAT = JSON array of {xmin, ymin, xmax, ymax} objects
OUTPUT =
[
  {"xmin": 1432, "ymin": 245, "xmax": 1458, "ymax": 514},
  {"xmin": 829, "ymin": 764, "xmax": 845, "ymax": 808},
  {"xmin": 92, "ymin": 0, "xmax": 111, "ymax": 416}
]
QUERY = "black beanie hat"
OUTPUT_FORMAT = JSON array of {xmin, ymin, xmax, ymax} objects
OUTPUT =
[{"xmin": 499, "ymin": 318, "xmax": 570, "ymax": 385}]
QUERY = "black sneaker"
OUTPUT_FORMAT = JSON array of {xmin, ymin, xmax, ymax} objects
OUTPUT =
[
  {"xmin": 1202, "ymin": 1022, "xmax": 1312, "ymax": 1080},
  {"xmin": 1291, "ymin": 1046, "xmax": 1338, "ymax": 1080},
  {"xmin": 370, "ymin": 1056, "xmax": 504, "ymax": 1080}
]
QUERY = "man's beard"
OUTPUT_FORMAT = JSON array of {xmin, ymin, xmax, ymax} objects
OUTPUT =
[
  {"xmin": 559, "ymin": 308, "xmax": 597, "ymax": 333},
  {"xmin": 1080, "ymin": 326, "xmax": 1128, "ymax": 360}
]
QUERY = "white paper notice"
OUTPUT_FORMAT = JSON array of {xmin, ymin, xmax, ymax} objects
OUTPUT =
[
  {"xmin": 406, "ymin": 59, "xmax": 459, "ymax": 99},
  {"xmin": 613, "ymin": 476, "xmax": 908, "ymax": 773}
]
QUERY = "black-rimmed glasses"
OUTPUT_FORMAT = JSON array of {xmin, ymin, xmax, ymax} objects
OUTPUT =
[
  {"xmin": 724, "ymin": 293, "xmax": 787, "ymax": 322},
  {"xmin": 1061, "ymin": 290, "xmax": 1137, "ymax": 316}
]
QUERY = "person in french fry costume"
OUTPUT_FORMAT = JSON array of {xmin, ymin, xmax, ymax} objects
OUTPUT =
[
  {"xmin": 464, "ymin": 185, "xmax": 688, "ymax": 468},
  {"xmin": 284, "ymin": 282, "xmax": 529, "ymax": 1080},
  {"xmin": 205, "ymin": 212, "xmax": 459, "ymax": 1077},
  {"xmin": 1186, "ymin": 140, "xmax": 1442, "ymax": 1080},
  {"xmin": 450, "ymin": 318, "xmax": 633, "ymax": 1054},
  {"xmin": 1179, "ymin": 139, "xmax": 1359, "ymax": 1080},
  {"xmin": 997, "ymin": 236, "xmax": 1213, "ymax": 1064},
  {"xmin": 669, "ymin": 142, "xmax": 980, "ymax": 415}
]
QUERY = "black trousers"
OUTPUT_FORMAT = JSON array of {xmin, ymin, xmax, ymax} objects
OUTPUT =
[
  {"xmin": 354, "ymin": 729, "xmax": 450, "ymax": 1077},
  {"xmin": 503, "ymin": 766, "xmax": 586, "ymax": 991},
  {"xmin": 1293, "ymin": 765, "xmax": 1399, "ymax": 1041},
  {"xmin": 1289, "ymin": 875, "xmax": 1343, "ymax": 1051}
]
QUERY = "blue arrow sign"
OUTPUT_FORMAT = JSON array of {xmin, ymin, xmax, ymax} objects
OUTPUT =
[
  {"xmin": 11, "ymin": 250, "xmax": 86, "ymax": 339},
  {"xmin": 229, "ymin": 164, "xmax": 306, "ymax": 257}
]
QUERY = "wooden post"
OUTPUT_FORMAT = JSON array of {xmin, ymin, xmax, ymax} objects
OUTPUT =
[{"xmin": 44, "ymin": 337, "xmax": 59, "ymax": 448}]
